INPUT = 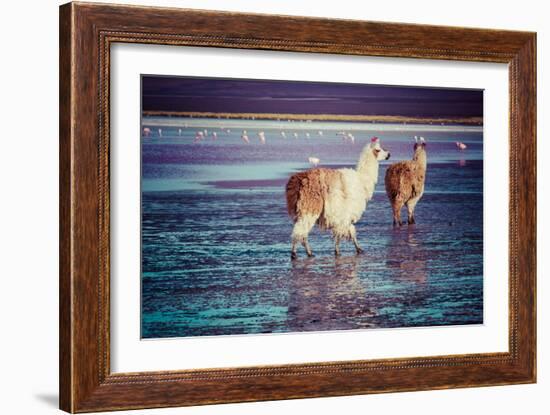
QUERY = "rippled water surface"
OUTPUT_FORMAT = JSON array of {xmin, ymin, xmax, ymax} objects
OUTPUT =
[{"xmin": 141, "ymin": 118, "xmax": 483, "ymax": 338}]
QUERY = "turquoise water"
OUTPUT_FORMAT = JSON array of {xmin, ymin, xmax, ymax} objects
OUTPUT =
[{"xmin": 141, "ymin": 118, "xmax": 483, "ymax": 338}]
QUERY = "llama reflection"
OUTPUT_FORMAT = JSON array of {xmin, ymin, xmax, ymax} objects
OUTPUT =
[
  {"xmin": 386, "ymin": 227, "xmax": 428, "ymax": 284},
  {"xmin": 287, "ymin": 255, "xmax": 374, "ymax": 332}
]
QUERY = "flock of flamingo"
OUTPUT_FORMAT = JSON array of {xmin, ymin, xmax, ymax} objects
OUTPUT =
[
  {"xmin": 144, "ymin": 124, "xmax": 356, "ymax": 146},
  {"xmin": 142, "ymin": 124, "xmax": 383, "ymax": 147},
  {"xmin": 142, "ymin": 124, "xmax": 468, "ymax": 166}
]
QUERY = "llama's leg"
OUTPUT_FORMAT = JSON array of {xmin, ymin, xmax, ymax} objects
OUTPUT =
[
  {"xmin": 334, "ymin": 235, "xmax": 341, "ymax": 257},
  {"xmin": 290, "ymin": 239, "xmax": 298, "ymax": 260},
  {"xmin": 302, "ymin": 239, "xmax": 314, "ymax": 257},
  {"xmin": 392, "ymin": 200, "xmax": 404, "ymax": 226},
  {"xmin": 333, "ymin": 226, "xmax": 348, "ymax": 257},
  {"xmin": 291, "ymin": 215, "xmax": 317, "ymax": 259},
  {"xmin": 349, "ymin": 224, "xmax": 363, "ymax": 254},
  {"xmin": 406, "ymin": 197, "xmax": 420, "ymax": 225}
]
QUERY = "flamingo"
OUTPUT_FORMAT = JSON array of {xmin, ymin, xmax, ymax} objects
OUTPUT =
[
  {"xmin": 212, "ymin": 131, "xmax": 218, "ymax": 140},
  {"xmin": 241, "ymin": 130, "xmax": 250, "ymax": 144},
  {"xmin": 143, "ymin": 127, "xmax": 151, "ymax": 137},
  {"xmin": 456, "ymin": 141, "xmax": 467, "ymax": 150},
  {"xmin": 308, "ymin": 157, "xmax": 320, "ymax": 167},
  {"xmin": 337, "ymin": 131, "xmax": 349, "ymax": 142},
  {"xmin": 346, "ymin": 133, "xmax": 355, "ymax": 144},
  {"xmin": 258, "ymin": 131, "xmax": 266, "ymax": 144},
  {"xmin": 194, "ymin": 131, "xmax": 204, "ymax": 142}
]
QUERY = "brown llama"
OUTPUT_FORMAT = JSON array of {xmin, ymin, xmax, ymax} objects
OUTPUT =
[{"xmin": 384, "ymin": 136, "xmax": 427, "ymax": 226}]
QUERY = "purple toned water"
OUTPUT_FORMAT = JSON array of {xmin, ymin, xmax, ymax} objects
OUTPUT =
[{"xmin": 141, "ymin": 118, "xmax": 483, "ymax": 338}]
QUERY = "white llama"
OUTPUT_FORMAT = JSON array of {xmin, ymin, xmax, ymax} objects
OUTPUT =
[{"xmin": 285, "ymin": 137, "xmax": 390, "ymax": 259}]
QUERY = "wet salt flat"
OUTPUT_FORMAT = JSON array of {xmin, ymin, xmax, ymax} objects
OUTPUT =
[{"xmin": 141, "ymin": 117, "xmax": 483, "ymax": 339}]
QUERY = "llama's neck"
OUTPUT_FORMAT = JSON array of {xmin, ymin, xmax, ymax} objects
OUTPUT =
[
  {"xmin": 413, "ymin": 151, "xmax": 428, "ymax": 171},
  {"xmin": 356, "ymin": 148, "xmax": 379, "ymax": 198}
]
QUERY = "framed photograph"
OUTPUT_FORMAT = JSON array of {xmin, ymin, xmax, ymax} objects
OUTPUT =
[{"xmin": 59, "ymin": 2, "xmax": 536, "ymax": 412}]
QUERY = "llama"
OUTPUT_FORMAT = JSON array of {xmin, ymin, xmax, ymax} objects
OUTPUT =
[
  {"xmin": 286, "ymin": 137, "xmax": 390, "ymax": 259},
  {"xmin": 384, "ymin": 136, "xmax": 427, "ymax": 226}
]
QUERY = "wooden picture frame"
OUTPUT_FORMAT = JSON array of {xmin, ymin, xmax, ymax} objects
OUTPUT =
[{"xmin": 59, "ymin": 2, "xmax": 536, "ymax": 412}]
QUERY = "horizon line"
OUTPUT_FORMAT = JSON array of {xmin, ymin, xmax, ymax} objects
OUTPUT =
[{"xmin": 142, "ymin": 111, "xmax": 483, "ymax": 126}]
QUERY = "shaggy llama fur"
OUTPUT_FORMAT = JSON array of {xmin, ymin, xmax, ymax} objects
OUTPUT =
[
  {"xmin": 384, "ymin": 141, "xmax": 427, "ymax": 226},
  {"xmin": 286, "ymin": 141, "xmax": 390, "ymax": 258}
]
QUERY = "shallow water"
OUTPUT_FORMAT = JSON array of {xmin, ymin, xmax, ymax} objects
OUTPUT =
[{"xmin": 141, "ymin": 118, "xmax": 483, "ymax": 339}]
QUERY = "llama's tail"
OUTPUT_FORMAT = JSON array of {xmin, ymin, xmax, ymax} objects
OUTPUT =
[
  {"xmin": 384, "ymin": 170, "xmax": 396, "ymax": 202},
  {"xmin": 285, "ymin": 173, "xmax": 302, "ymax": 219}
]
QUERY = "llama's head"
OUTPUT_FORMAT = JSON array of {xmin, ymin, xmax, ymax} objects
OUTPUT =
[
  {"xmin": 413, "ymin": 136, "xmax": 427, "ymax": 159},
  {"xmin": 357, "ymin": 137, "xmax": 390, "ymax": 179},
  {"xmin": 370, "ymin": 137, "xmax": 391, "ymax": 161},
  {"xmin": 413, "ymin": 136, "xmax": 428, "ymax": 168}
]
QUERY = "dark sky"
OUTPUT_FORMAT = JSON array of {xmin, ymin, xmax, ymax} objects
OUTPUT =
[{"xmin": 142, "ymin": 75, "xmax": 483, "ymax": 118}]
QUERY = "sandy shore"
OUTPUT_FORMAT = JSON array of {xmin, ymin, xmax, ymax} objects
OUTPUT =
[{"xmin": 142, "ymin": 111, "xmax": 483, "ymax": 126}]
